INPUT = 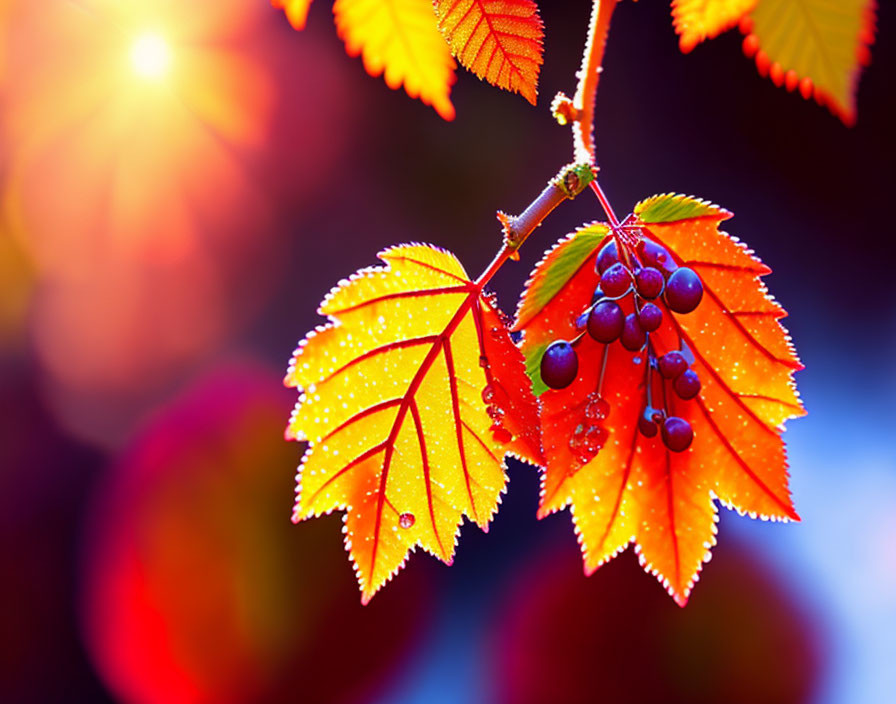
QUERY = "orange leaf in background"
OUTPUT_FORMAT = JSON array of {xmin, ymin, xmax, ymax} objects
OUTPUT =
[
  {"xmin": 271, "ymin": 0, "xmax": 313, "ymax": 31},
  {"xmin": 515, "ymin": 196, "xmax": 804, "ymax": 605},
  {"xmin": 434, "ymin": 0, "xmax": 544, "ymax": 105},
  {"xmin": 740, "ymin": 0, "xmax": 876, "ymax": 124},
  {"xmin": 672, "ymin": 0, "xmax": 756, "ymax": 53},
  {"xmin": 285, "ymin": 244, "xmax": 542, "ymax": 602},
  {"xmin": 333, "ymin": 0, "xmax": 457, "ymax": 120}
]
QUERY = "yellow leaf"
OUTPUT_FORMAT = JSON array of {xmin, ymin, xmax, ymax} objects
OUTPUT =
[
  {"xmin": 434, "ymin": 0, "xmax": 544, "ymax": 105},
  {"xmin": 285, "ymin": 244, "xmax": 541, "ymax": 602},
  {"xmin": 744, "ymin": 0, "xmax": 875, "ymax": 124},
  {"xmin": 334, "ymin": 0, "xmax": 457, "ymax": 120},
  {"xmin": 672, "ymin": 0, "xmax": 757, "ymax": 53},
  {"xmin": 271, "ymin": 0, "xmax": 313, "ymax": 31}
]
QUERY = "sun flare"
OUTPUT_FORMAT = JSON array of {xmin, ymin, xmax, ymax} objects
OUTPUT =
[{"xmin": 130, "ymin": 32, "xmax": 171, "ymax": 80}]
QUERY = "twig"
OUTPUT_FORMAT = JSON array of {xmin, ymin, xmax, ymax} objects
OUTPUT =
[{"xmin": 552, "ymin": 0, "xmax": 620, "ymax": 164}]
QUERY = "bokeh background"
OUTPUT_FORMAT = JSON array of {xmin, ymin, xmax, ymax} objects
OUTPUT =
[{"xmin": 1, "ymin": 1, "xmax": 894, "ymax": 703}]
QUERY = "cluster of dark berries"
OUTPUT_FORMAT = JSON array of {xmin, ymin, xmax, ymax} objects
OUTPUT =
[
  {"xmin": 539, "ymin": 233, "xmax": 707, "ymax": 454},
  {"xmin": 638, "ymin": 350, "xmax": 701, "ymax": 452}
]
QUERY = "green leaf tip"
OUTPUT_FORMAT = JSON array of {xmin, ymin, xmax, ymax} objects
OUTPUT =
[
  {"xmin": 524, "ymin": 342, "xmax": 550, "ymax": 397},
  {"xmin": 635, "ymin": 193, "xmax": 730, "ymax": 224}
]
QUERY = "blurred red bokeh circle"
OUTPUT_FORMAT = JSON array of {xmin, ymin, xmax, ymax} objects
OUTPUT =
[
  {"xmin": 80, "ymin": 365, "xmax": 432, "ymax": 704},
  {"xmin": 489, "ymin": 535, "xmax": 821, "ymax": 704}
]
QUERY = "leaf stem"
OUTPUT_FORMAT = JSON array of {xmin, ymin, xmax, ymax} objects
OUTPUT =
[
  {"xmin": 475, "ymin": 245, "xmax": 515, "ymax": 288},
  {"xmin": 590, "ymin": 179, "xmax": 620, "ymax": 228},
  {"xmin": 590, "ymin": 179, "xmax": 635, "ymax": 269}
]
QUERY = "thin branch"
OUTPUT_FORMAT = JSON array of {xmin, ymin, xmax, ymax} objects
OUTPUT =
[
  {"xmin": 554, "ymin": 0, "xmax": 619, "ymax": 164},
  {"xmin": 478, "ymin": 2, "xmax": 619, "ymax": 285},
  {"xmin": 477, "ymin": 162, "xmax": 594, "ymax": 286}
]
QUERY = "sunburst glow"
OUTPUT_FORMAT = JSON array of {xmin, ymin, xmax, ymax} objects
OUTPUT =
[{"xmin": 130, "ymin": 32, "xmax": 171, "ymax": 80}]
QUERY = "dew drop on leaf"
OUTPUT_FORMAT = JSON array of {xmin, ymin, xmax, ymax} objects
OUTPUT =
[
  {"xmin": 584, "ymin": 393, "xmax": 610, "ymax": 422},
  {"xmin": 491, "ymin": 424, "xmax": 513, "ymax": 444},
  {"xmin": 583, "ymin": 424, "xmax": 608, "ymax": 454},
  {"xmin": 399, "ymin": 513, "xmax": 416, "ymax": 529}
]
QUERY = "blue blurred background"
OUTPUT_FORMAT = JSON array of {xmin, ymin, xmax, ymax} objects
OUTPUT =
[{"xmin": 1, "ymin": 1, "xmax": 894, "ymax": 703}]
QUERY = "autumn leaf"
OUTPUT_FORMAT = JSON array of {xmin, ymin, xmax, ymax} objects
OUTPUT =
[
  {"xmin": 741, "ymin": 0, "xmax": 876, "ymax": 124},
  {"xmin": 333, "ymin": 0, "xmax": 457, "ymax": 120},
  {"xmin": 434, "ymin": 0, "xmax": 544, "ymax": 105},
  {"xmin": 285, "ymin": 244, "xmax": 542, "ymax": 602},
  {"xmin": 515, "ymin": 196, "xmax": 804, "ymax": 605},
  {"xmin": 272, "ymin": 0, "xmax": 313, "ymax": 31},
  {"xmin": 671, "ymin": 0, "xmax": 757, "ymax": 53}
]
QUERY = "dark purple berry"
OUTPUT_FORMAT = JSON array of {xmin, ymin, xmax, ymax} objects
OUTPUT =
[
  {"xmin": 634, "ymin": 266, "xmax": 665, "ymax": 299},
  {"xmin": 587, "ymin": 300, "xmax": 624, "ymax": 343},
  {"xmin": 658, "ymin": 351, "xmax": 688, "ymax": 378},
  {"xmin": 540, "ymin": 340, "xmax": 578, "ymax": 390},
  {"xmin": 664, "ymin": 267, "xmax": 704, "ymax": 314},
  {"xmin": 620, "ymin": 313, "xmax": 646, "ymax": 351},
  {"xmin": 600, "ymin": 262, "xmax": 632, "ymax": 298},
  {"xmin": 639, "ymin": 239, "xmax": 677, "ymax": 277},
  {"xmin": 637, "ymin": 302, "xmax": 663, "ymax": 332},
  {"xmin": 662, "ymin": 416, "xmax": 693, "ymax": 452},
  {"xmin": 595, "ymin": 240, "xmax": 620, "ymax": 274},
  {"xmin": 674, "ymin": 369, "xmax": 701, "ymax": 400},
  {"xmin": 638, "ymin": 407, "xmax": 660, "ymax": 437}
]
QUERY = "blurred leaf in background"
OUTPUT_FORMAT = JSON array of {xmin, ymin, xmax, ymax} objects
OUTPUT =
[{"xmin": 0, "ymin": 0, "xmax": 356, "ymax": 448}]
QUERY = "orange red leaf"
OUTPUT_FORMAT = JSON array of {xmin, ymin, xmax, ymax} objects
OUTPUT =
[
  {"xmin": 333, "ymin": 0, "xmax": 457, "ymax": 120},
  {"xmin": 741, "ymin": 0, "xmax": 876, "ymax": 124},
  {"xmin": 515, "ymin": 197, "xmax": 804, "ymax": 605},
  {"xmin": 434, "ymin": 0, "xmax": 544, "ymax": 105},
  {"xmin": 285, "ymin": 244, "xmax": 541, "ymax": 602},
  {"xmin": 272, "ymin": 0, "xmax": 313, "ymax": 31},
  {"xmin": 672, "ymin": 0, "xmax": 757, "ymax": 53}
]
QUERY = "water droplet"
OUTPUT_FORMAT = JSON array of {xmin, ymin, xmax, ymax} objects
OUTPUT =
[
  {"xmin": 583, "ymin": 424, "xmax": 608, "ymax": 454},
  {"xmin": 479, "ymin": 355, "xmax": 490, "ymax": 369},
  {"xmin": 487, "ymin": 405, "xmax": 505, "ymax": 422},
  {"xmin": 399, "ymin": 513, "xmax": 415, "ymax": 529},
  {"xmin": 491, "ymin": 424, "xmax": 512, "ymax": 444},
  {"xmin": 569, "ymin": 422, "xmax": 607, "ymax": 465},
  {"xmin": 481, "ymin": 385, "xmax": 496, "ymax": 404},
  {"xmin": 585, "ymin": 395, "xmax": 610, "ymax": 421}
]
